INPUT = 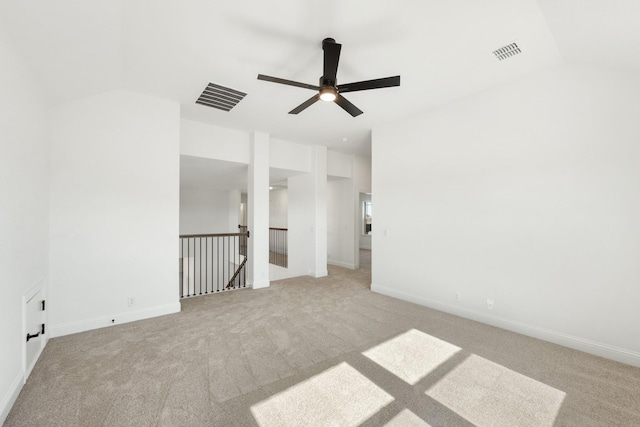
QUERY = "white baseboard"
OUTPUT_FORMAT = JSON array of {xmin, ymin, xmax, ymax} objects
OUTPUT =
[
  {"xmin": 0, "ymin": 370, "xmax": 24, "ymax": 425},
  {"xmin": 328, "ymin": 259, "xmax": 357, "ymax": 270},
  {"xmin": 312, "ymin": 269, "xmax": 328, "ymax": 278},
  {"xmin": 251, "ymin": 280, "xmax": 270, "ymax": 289},
  {"xmin": 372, "ymin": 284, "xmax": 640, "ymax": 368},
  {"xmin": 50, "ymin": 303, "xmax": 181, "ymax": 338}
]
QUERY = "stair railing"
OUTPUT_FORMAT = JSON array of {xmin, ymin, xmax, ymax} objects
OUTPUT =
[{"xmin": 179, "ymin": 230, "xmax": 250, "ymax": 298}]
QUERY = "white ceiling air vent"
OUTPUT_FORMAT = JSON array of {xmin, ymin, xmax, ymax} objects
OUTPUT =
[
  {"xmin": 196, "ymin": 83, "xmax": 246, "ymax": 111},
  {"xmin": 492, "ymin": 42, "xmax": 521, "ymax": 61}
]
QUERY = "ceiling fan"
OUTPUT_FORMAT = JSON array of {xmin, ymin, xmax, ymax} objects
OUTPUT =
[{"xmin": 257, "ymin": 38, "xmax": 400, "ymax": 117}]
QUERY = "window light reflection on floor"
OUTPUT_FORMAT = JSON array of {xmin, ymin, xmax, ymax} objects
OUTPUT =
[
  {"xmin": 426, "ymin": 354, "xmax": 566, "ymax": 427},
  {"xmin": 250, "ymin": 362, "xmax": 394, "ymax": 427},
  {"xmin": 384, "ymin": 409, "xmax": 433, "ymax": 426},
  {"xmin": 363, "ymin": 329, "xmax": 462, "ymax": 385}
]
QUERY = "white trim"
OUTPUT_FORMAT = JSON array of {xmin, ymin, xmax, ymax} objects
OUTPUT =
[
  {"xmin": 311, "ymin": 269, "xmax": 328, "ymax": 278},
  {"xmin": 251, "ymin": 280, "xmax": 270, "ymax": 289},
  {"xmin": 23, "ymin": 279, "xmax": 44, "ymax": 302},
  {"xmin": 359, "ymin": 242, "xmax": 372, "ymax": 250},
  {"xmin": 372, "ymin": 284, "xmax": 640, "ymax": 368},
  {"xmin": 0, "ymin": 370, "xmax": 23, "ymax": 425},
  {"xmin": 49, "ymin": 303, "xmax": 181, "ymax": 338},
  {"xmin": 328, "ymin": 259, "xmax": 357, "ymax": 270}
]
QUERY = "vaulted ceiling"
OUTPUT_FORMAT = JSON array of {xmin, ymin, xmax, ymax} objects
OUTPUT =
[{"xmin": 1, "ymin": 0, "xmax": 638, "ymax": 157}]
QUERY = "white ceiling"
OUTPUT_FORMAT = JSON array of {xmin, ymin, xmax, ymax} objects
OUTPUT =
[
  {"xmin": 1, "ymin": 0, "xmax": 639, "ymax": 159},
  {"xmin": 537, "ymin": 0, "xmax": 640, "ymax": 71}
]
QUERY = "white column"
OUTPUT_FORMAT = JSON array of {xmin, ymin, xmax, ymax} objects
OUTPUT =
[
  {"xmin": 248, "ymin": 131, "xmax": 270, "ymax": 289},
  {"xmin": 311, "ymin": 145, "xmax": 328, "ymax": 277}
]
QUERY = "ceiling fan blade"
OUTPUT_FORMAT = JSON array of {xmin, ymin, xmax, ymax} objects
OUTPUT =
[
  {"xmin": 257, "ymin": 74, "xmax": 319, "ymax": 91},
  {"xmin": 289, "ymin": 94, "xmax": 320, "ymax": 114},
  {"xmin": 334, "ymin": 94, "xmax": 363, "ymax": 117},
  {"xmin": 322, "ymin": 38, "xmax": 341, "ymax": 83},
  {"xmin": 337, "ymin": 75, "xmax": 401, "ymax": 93}
]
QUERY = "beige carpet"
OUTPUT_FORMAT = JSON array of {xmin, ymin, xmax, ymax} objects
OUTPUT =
[{"xmin": 5, "ymin": 264, "xmax": 640, "ymax": 426}]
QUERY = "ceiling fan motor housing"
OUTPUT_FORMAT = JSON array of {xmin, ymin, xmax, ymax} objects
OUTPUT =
[
  {"xmin": 320, "ymin": 76, "xmax": 336, "ymax": 88},
  {"xmin": 322, "ymin": 37, "xmax": 336, "ymax": 47}
]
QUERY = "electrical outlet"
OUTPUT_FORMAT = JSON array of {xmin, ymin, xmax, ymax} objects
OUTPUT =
[
  {"xmin": 487, "ymin": 299, "xmax": 494, "ymax": 310},
  {"xmin": 455, "ymin": 292, "xmax": 461, "ymax": 302},
  {"xmin": 127, "ymin": 297, "xmax": 135, "ymax": 307}
]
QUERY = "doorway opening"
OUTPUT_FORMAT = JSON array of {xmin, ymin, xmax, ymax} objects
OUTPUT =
[{"xmin": 359, "ymin": 192, "xmax": 372, "ymax": 270}]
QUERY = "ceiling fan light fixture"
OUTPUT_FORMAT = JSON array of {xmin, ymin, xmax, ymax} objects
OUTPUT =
[{"xmin": 319, "ymin": 87, "xmax": 337, "ymax": 102}]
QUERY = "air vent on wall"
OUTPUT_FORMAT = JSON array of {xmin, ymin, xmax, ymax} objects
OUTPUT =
[
  {"xmin": 196, "ymin": 83, "xmax": 246, "ymax": 111},
  {"xmin": 492, "ymin": 42, "xmax": 521, "ymax": 61}
]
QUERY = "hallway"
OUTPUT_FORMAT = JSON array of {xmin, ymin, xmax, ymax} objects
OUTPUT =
[{"xmin": 359, "ymin": 248, "xmax": 371, "ymax": 271}]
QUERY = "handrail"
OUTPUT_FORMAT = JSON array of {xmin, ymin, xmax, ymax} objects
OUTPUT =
[
  {"xmin": 180, "ymin": 231, "xmax": 249, "ymax": 239},
  {"xmin": 226, "ymin": 257, "xmax": 247, "ymax": 289},
  {"xmin": 179, "ymin": 231, "xmax": 249, "ymax": 297},
  {"xmin": 268, "ymin": 227, "xmax": 288, "ymax": 268}
]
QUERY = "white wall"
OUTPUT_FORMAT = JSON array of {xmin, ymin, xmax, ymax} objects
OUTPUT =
[
  {"xmin": 354, "ymin": 155, "xmax": 372, "ymax": 194},
  {"xmin": 179, "ymin": 120, "xmax": 327, "ymax": 282},
  {"xmin": 327, "ymin": 179, "xmax": 356, "ymax": 268},
  {"xmin": 229, "ymin": 190, "xmax": 241, "ymax": 231},
  {"xmin": 241, "ymin": 192, "xmax": 248, "ymax": 225},
  {"xmin": 327, "ymin": 150, "xmax": 352, "ymax": 179},
  {"xmin": 180, "ymin": 119, "xmax": 250, "ymax": 164},
  {"xmin": 287, "ymin": 176, "xmax": 314, "ymax": 278},
  {"xmin": 269, "ymin": 188, "xmax": 288, "ymax": 229},
  {"xmin": 288, "ymin": 146, "xmax": 328, "ymax": 278},
  {"xmin": 0, "ymin": 29, "xmax": 50, "ymax": 424},
  {"xmin": 180, "ymin": 189, "xmax": 233, "ymax": 235},
  {"xmin": 372, "ymin": 63, "xmax": 640, "ymax": 367},
  {"xmin": 270, "ymin": 138, "xmax": 311, "ymax": 173},
  {"xmin": 311, "ymin": 146, "xmax": 328, "ymax": 277},
  {"xmin": 248, "ymin": 132, "xmax": 270, "ymax": 288},
  {"xmin": 326, "ymin": 151, "xmax": 372, "ymax": 269},
  {"xmin": 49, "ymin": 89, "xmax": 181, "ymax": 337}
]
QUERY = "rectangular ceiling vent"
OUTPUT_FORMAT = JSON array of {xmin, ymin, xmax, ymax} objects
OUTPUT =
[
  {"xmin": 196, "ymin": 82, "xmax": 246, "ymax": 112},
  {"xmin": 492, "ymin": 42, "xmax": 521, "ymax": 61}
]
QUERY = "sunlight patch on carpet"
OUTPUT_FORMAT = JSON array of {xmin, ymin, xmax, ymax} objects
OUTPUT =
[
  {"xmin": 384, "ymin": 409, "xmax": 432, "ymax": 426},
  {"xmin": 363, "ymin": 329, "xmax": 461, "ymax": 385},
  {"xmin": 426, "ymin": 354, "xmax": 566, "ymax": 427},
  {"xmin": 250, "ymin": 362, "xmax": 393, "ymax": 427}
]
